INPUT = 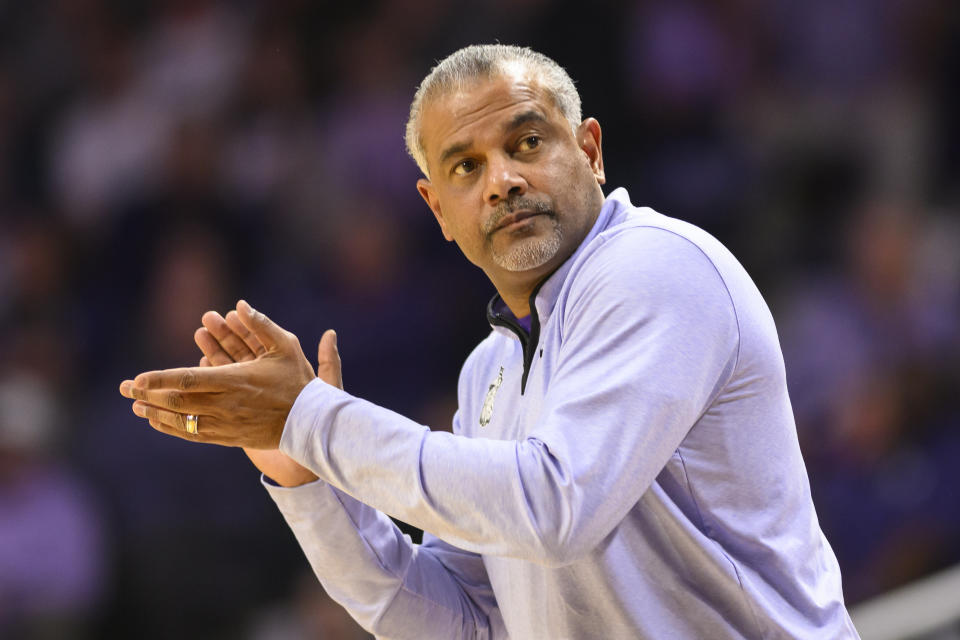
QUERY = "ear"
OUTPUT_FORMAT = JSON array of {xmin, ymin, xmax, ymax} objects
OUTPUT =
[
  {"xmin": 417, "ymin": 178, "xmax": 454, "ymax": 241},
  {"xmin": 577, "ymin": 118, "xmax": 605, "ymax": 185}
]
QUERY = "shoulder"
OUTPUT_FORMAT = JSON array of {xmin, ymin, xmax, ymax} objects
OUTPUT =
[
  {"xmin": 548, "ymin": 211, "xmax": 744, "ymax": 365},
  {"xmin": 567, "ymin": 214, "xmax": 736, "ymax": 310}
]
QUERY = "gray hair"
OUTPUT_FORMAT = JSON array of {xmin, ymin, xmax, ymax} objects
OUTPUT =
[{"xmin": 405, "ymin": 44, "xmax": 582, "ymax": 177}]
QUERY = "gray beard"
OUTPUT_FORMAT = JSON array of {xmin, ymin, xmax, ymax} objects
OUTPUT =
[{"xmin": 491, "ymin": 217, "xmax": 563, "ymax": 272}]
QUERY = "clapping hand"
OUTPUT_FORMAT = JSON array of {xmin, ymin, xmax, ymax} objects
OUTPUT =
[{"xmin": 120, "ymin": 300, "xmax": 342, "ymax": 486}]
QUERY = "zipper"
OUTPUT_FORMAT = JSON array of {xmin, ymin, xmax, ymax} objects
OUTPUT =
[{"xmin": 485, "ymin": 279, "xmax": 546, "ymax": 395}]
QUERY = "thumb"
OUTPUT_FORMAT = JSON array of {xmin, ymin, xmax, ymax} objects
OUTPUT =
[
  {"xmin": 316, "ymin": 329, "xmax": 343, "ymax": 389},
  {"xmin": 236, "ymin": 300, "xmax": 286, "ymax": 352}
]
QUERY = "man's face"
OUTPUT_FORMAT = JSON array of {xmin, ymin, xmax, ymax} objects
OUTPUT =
[{"xmin": 416, "ymin": 69, "xmax": 605, "ymax": 290}]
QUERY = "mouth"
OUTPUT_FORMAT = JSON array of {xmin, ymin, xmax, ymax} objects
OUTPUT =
[{"xmin": 493, "ymin": 210, "xmax": 543, "ymax": 232}]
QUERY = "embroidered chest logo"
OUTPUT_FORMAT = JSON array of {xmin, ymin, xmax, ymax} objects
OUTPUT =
[{"xmin": 479, "ymin": 366, "xmax": 504, "ymax": 427}]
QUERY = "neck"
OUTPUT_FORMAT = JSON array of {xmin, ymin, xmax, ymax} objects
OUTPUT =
[
  {"xmin": 492, "ymin": 263, "xmax": 556, "ymax": 318},
  {"xmin": 499, "ymin": 288, "xmax": 534, "ymax": 318}
]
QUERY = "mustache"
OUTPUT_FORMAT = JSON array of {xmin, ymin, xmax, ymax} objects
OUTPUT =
[{"xmin": 482, "ymin": 197, "xmax": 555, "ymax": 235}]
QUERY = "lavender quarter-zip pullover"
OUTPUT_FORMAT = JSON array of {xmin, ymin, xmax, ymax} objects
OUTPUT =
[{"xmin": 264, "ymin": 188, "xmax": 860, "ymax": 639}]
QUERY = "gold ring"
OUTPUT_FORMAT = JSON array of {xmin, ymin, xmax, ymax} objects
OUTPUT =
[{"xmin": 185, "ymin": 414, "xmax": 199, "ymax": 435}]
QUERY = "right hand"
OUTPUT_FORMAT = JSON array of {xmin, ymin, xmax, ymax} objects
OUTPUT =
[{"xmin": 194, "ymin": 308, "xmax": 342, "ymax": 487}]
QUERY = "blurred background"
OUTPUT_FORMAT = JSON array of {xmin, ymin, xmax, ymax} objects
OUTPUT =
[{"xmin": 0, "ymin": 0, "xmax": 957, "ymax": 638}]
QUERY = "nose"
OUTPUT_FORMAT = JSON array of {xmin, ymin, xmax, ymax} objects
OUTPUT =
[{"xmin": 483, "ymin": 154, "xmax": 527, "ymax": 205}]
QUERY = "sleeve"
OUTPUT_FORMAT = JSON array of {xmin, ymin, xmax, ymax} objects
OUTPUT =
[
  {"xmin": 263, "ymin": 461, "xmax": 505, "ymax": 639},
  {"xmin": 280, "ymin": 228, "xmax": 739, "ymax": 567}
]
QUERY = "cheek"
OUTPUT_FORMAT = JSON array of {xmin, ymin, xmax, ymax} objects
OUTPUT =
[
  {"xmin": 454, "ymin": 223, "xmax": 488, "ymax": 255},
  {"xmin": 543, "ymin": 154, "xmax": 589, "ymax": 203},
  {"xmin": 433, "ymin": 191, "xmax": 468, "ymax": 238},
  {"xmin": 439, "ymin": 209, "xmax": 488, "ymax": 260},
  {"xmin": 543, "ymin": 142, "xmax": 586, "ymax": 179}
]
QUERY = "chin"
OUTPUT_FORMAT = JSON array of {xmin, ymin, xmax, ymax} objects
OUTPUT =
[
  {"xmin": 494, "ymin": 241, "xmax": 563, "ymax": 273},
  {"xmin": 492, "ymin": 221, "xmax": 565, "ymax": 273}
]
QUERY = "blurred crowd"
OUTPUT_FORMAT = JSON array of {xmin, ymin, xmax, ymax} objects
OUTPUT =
[{"xmin": 0, "ymin": 0, "xmax": 957, "ymax": 638}]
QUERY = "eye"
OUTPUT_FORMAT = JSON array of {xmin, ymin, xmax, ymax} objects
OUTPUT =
[
  {"xmin": 518, "ymin": 135, "xmax": 541, "ymax": 152},
  {"xmin": 452, "ymin": 158, "xmax": 477, "ymax": 176}
]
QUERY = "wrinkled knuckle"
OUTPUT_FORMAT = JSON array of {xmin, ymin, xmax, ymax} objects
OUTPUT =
[
  {"xmin": 179, "ymin": 370, "xmax": 198, "ymax": 390},
  {"xmin": 166, "ymin": 391, "xmax": 183, "ymax": 409},
  {"xmin": 175, "ymin": 412, "xmax": 187, "ymax": 430}
]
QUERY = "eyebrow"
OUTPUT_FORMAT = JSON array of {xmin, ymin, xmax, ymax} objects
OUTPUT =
[
  {"xmin": 438, "ymin": 110, "xmax": 549, "ymax": 166},
  {"xmin": 503, "ymin": 110, "xmax": 547, "ymax": 133},
  {"xmin": 440, "ymin": 140, "xmax": 472, "ymax": 166}
]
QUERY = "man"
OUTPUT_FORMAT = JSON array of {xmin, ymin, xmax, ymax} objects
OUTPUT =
[{"xmin": 120, "ymin": 45, "xmax": 860, "ymax": 638}]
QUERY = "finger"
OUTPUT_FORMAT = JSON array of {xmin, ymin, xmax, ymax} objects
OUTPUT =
[
  {"xmin": 132, "ymin": 400, "xmax": 194, "ymax": 434},
  {"xmin": 121, "ymin": 383, "xmax": 221, "ymax": 414},
  {"xmin": 224, "ymin": 310, "xmax": 266, "ymax": 356},
  {"xmin": 126, "ymin": 364, "xmax": 234, "ymax": 393},
  {"xmin": 195, "ymin": 326, "xmax": 235, "ymax": 366},
  {"xmin": 316, "ymin": 329, "xmax": 343, "ymax": 389},
  {"xmin": 200, "ymin": 356, "xmax": 210, "ymax": 367},
  {"xmin": 132, "ymin": 401, "xmax": 221, "ymax": 442},
  {"xmin": 236, "ymin": 300, "xmax": 288, "ymax": 352},
  {"xmin": 202, "ymin": 311, "xmax": 258, "ymax": 363}
]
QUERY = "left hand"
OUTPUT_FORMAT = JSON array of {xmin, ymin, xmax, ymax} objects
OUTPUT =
[{"xmin": 119, "ymin": 300, "xmax": 317, "ymax": 448}]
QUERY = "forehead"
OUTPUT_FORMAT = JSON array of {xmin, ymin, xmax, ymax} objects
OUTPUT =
[{"xmin": 420, "ymin": 70, "xmax": 562, "ymax": 166}]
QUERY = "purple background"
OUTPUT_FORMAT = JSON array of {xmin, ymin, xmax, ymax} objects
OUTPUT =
[{"xmin": 0, "ymin": 1, "xmax": 958, "ymax": 638}]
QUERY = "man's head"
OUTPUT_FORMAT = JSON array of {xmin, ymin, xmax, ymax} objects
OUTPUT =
[
  {"xmin": 408, "ymin": 45, "xmax": 606, "ymax": 312},
  {"xmin": 405, "ymin": 45, "xmax": 583, "ymax": 178}
]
